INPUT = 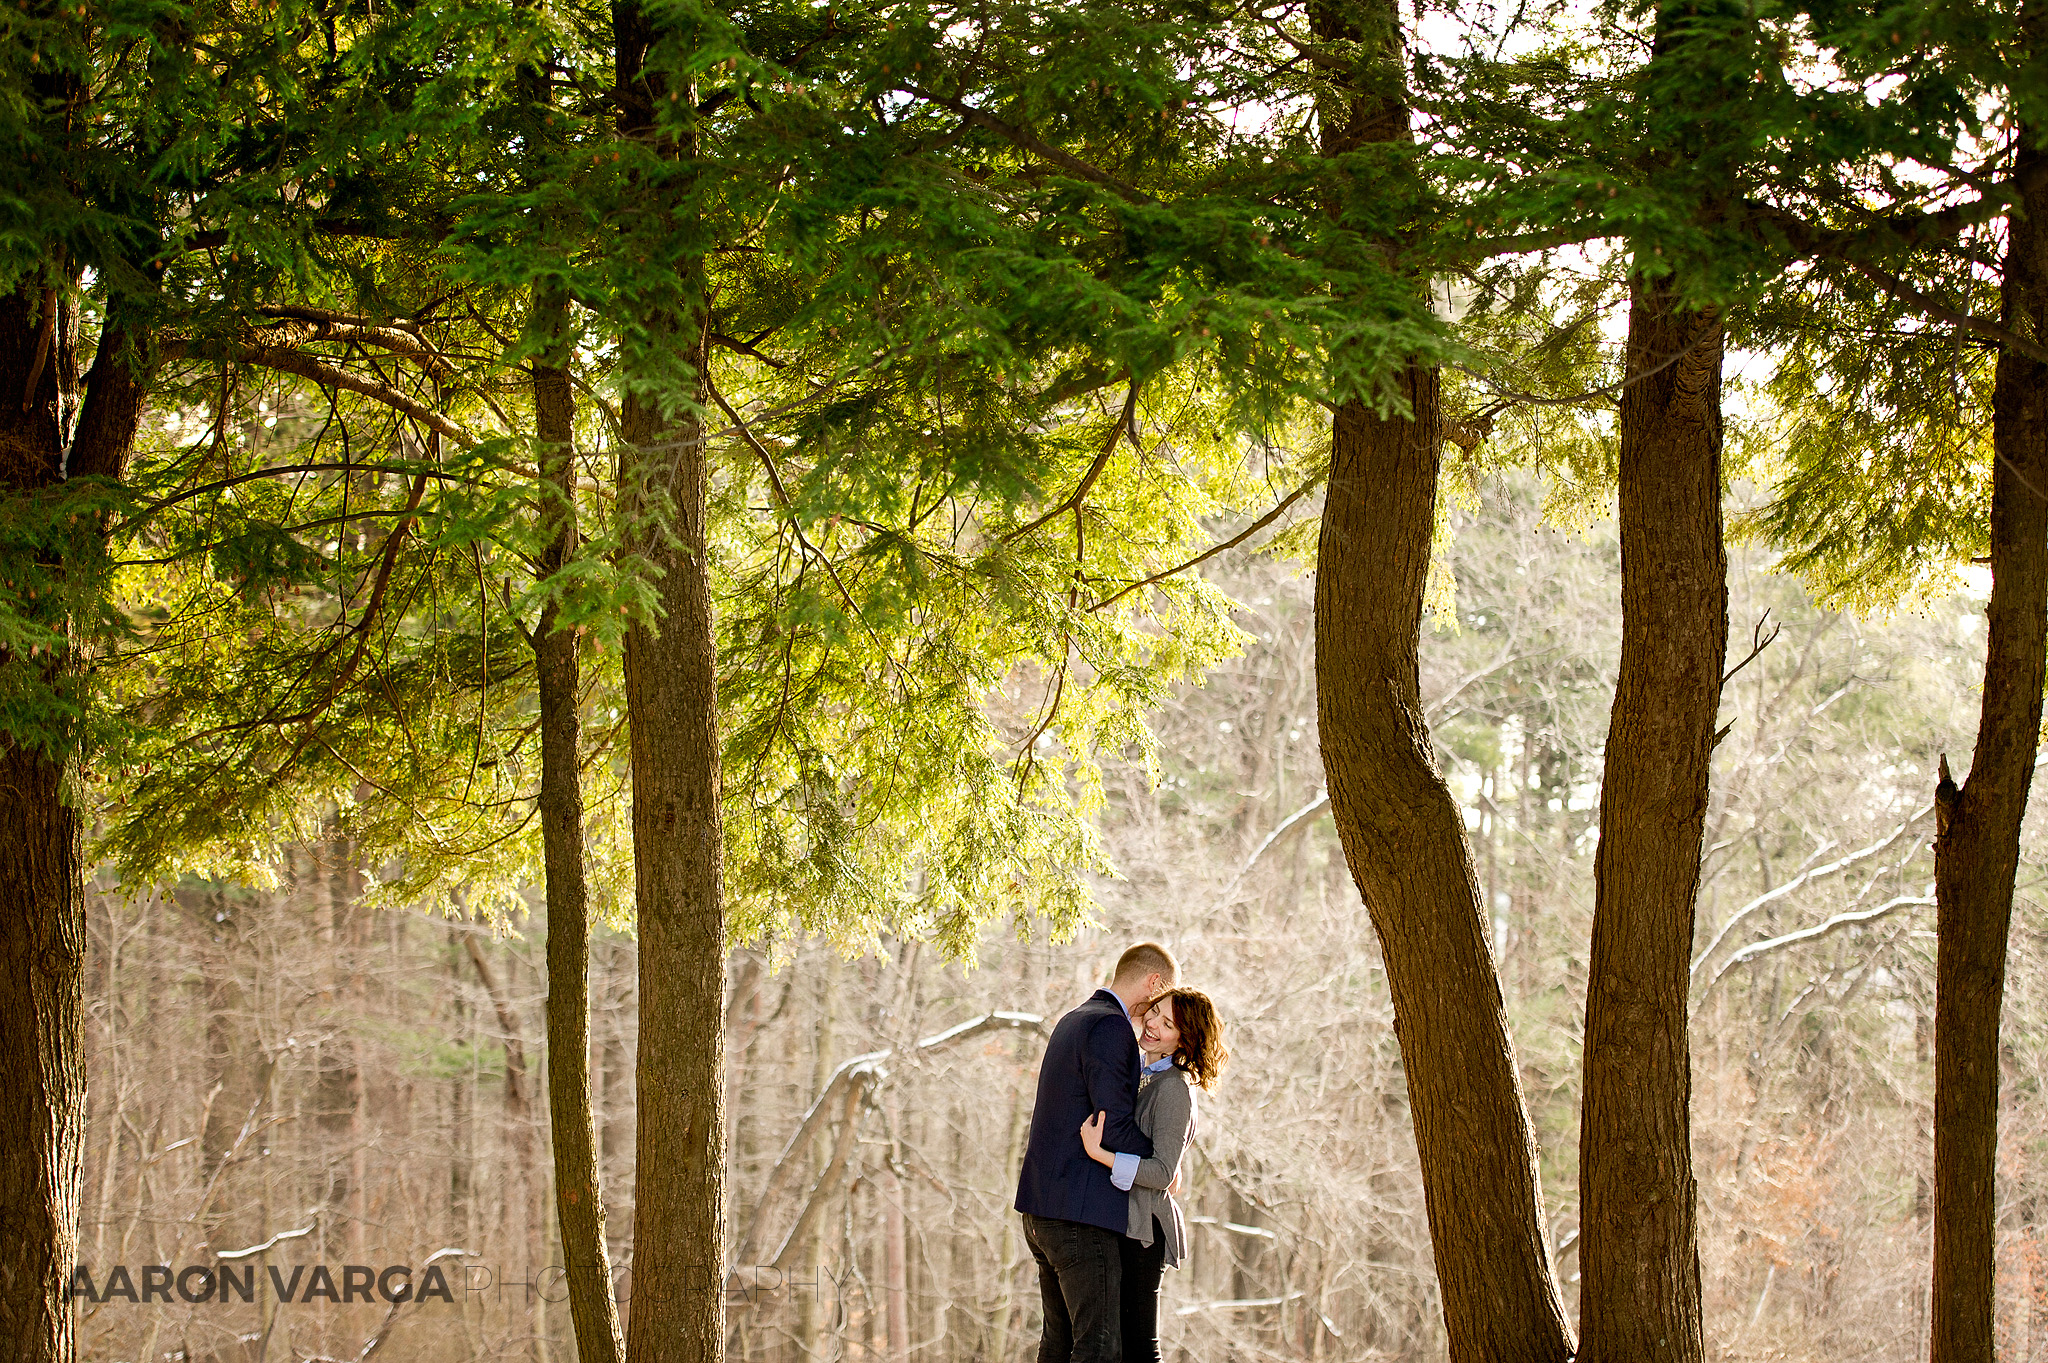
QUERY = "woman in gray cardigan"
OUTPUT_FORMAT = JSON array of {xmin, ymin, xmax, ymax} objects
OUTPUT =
[{"xmin": 1079, "ymin": 987, "xmax": 1229, "ymax": 1363}]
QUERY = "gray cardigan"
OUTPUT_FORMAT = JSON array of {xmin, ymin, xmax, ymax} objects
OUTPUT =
[{"xmin": 1126, "ymin": 1065, "xmax": 1196, "ymax": 1267}]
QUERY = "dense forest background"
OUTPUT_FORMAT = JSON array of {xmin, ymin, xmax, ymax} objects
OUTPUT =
[{"xmin": 74, "ymin": 476, "xmax": 2046, "ymax": 1363}]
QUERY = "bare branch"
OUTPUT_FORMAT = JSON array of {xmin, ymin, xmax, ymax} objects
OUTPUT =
[
  {"xmin": 1847, "ymin": 260, "xmax": 2048, "ymax": 368},
  {"xmin": 768, "ymin": 1066, "xmax": 880, "ymax": 1271},
  {"xmin": 1089, "ymin": 469, "xmax": 1325, "ymax": 612},
  {"xmin": 1215, "ymin": 790, "xmax": 1328, "ymax": 909},
  {"xmin": 914, "ymin": 1010, "xmax": 1047, "ymax": 1050},
  {"xmin": 215, "ymin": 1222, "xmax": 317, "ymax": 1260},
  {"xmin": 1003, "ymin": 383, "xmax": 1138, "ymax": 544},
  {"xmin": 300, "ymin": 1246, "xmax": 476, "ymax": 1363},
  {"xmin": 1689, "ymin": 806, "xmax": 1932, "ymax": 982},
  {"xmin": 710, "ymin": 330, "xmax": 789, "ymax": 370},
  {"xmin": 739, "ymin": 1011, "xmax": 1048, "ymax": 1268},
  {"xmin": 1723, "ymin": 611, "xmax": 1782, "ymax": 686},
  {"xmin": 1695, "ymin": 894, "xmax": 1934, "ymax": 1010}
]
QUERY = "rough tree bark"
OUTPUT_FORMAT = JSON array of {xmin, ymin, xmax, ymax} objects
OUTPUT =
[
  {"xmin": 1928, "ymin": 128, "xmax": 2048, "ymax": 1363},
  {"xmin": 0, "ymin": 286, "xmax": 149, "ymax": 1363},
  {"xmin": 1309, "ymin": 7, "xmax": 1575, "ymax": 1351},
  {"xmin": 1314, "ymin": 386, "xmax": 1576, "ymax": 1363},
  {"xmin": 618, "ymin": 334, "xmax": 726, "ymax": 1361},
  {"xmin": 613, "ymin": 15, "xmax": 727, "ymax": 1360},
  {"xmin": 530, "ymin": 287, "xmax": 628, "ymax": 1363},
  {"xmin": 1576, "ymin": 273, "xmax": 1725, "ymax": 1363}
]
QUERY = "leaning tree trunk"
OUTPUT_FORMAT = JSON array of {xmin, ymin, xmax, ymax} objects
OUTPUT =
[
  {"xmin": 1928, "ymin": 128, "xmax": 2048, "ymax": 1363},
  {"xmin": 531, "ymin": 287, "xmax": 629, "ymax": 1363},
  {"xmin": 1576, "ymin": 272, "xmax": 1725, "ymax": 1363},
  {"xmin": 1315, "ymin": 385, "xmax": 1576, "ymax": 1363},
  {"xmin": 0, "ymin": 285, "xmax": 148, "ymax": 1362},
  {"xmin": 1309, "ymin": 3, "xmax": 1574, "ymax": 1361},
  {"xmin": 614, "ymin": 18, "xmax": 727, "ymax": 1360}
]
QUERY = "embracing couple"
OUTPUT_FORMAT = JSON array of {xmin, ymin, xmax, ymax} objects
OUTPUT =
[{"xmin": 1013, "ymin": 942, "xmax": 1229, "ymax": 1363}]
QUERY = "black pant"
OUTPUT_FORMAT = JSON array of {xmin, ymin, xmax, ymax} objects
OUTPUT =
[
  {"xmin": 1118, "ymin": 1216, "xmax": 1168, "ymax": 1363},
  {"xmin": 1023, "ymin": 1213, "xmax": 1123, "ymax": 1363}
]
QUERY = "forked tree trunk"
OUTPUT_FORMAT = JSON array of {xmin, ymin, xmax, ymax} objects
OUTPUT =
[
  {"xmin": 1309, "ymin": 3, "xmax": 1574, "ymax": 1360},
  {"xmin": 0, "ymin": 285, "xmax": 147, "ymax": 1363},
  {"xmin": 613, "ymin": 20, "xmax": 727, "ymax": 1358},
  {"xmin": 531, "ymin": 287, "xmax": 628, "ymax": 1363},
  {"xmin": 1928, "ymin": 129, "xmax": 2048, "ymax": 1363},
  {"xmin": 1576, "ymin": 273, "xmax": 1725, "ymax": 1363}
]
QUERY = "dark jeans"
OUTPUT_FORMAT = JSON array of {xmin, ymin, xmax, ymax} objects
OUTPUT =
[
  {"xmin": 1118, "ymin": 1216, "xmax": 1168, "ymax": 1363},
  {"xmin": 1023, "ymin": 1213, "xmax": 1124, "ymax": 1363}
]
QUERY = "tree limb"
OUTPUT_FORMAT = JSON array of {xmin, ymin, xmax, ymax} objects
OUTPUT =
[
  {"xmin": 1695, "ymin": 894, "xmax": 1934, "ymax": 1009},
  {"xmin": 1688, "ymin": 806, "xmax": 1932, "ymax": 982},
  {"xmin": 899, "ymin": 85, "xmax": 1154, "ymax": 204},
  {"xmin": 739, "ymin": 1011, "xmax": 1046, "ymax": 1268},
  {"xmin": 1003, "ymin": 382, "xmax": 1137, "ymax": 544},
  {"xmin": 461, "ymin": 935, "xmax": 529, "ymax": 1115},
  {"xmin": 158, "ymin": 339, "xmax": 475, "ymax": 445},
  {"xmin": 255, "ymin": 318, "xmax": 459, "ymax": 383},
  {"xmin": 1215, "ymin": 790, "xmax": 1329, "ymax": 909},
  {"xmin": 1089, "ymin": 468, "xmax": 1325, "ymax": 612},
  {"xmin": 767, "ymin": 1067, "xmax": 880, "ymax": 1271},
  {"xmin": 1844, "ymin": 259, "xmax": 2048, "ymax": 367}
]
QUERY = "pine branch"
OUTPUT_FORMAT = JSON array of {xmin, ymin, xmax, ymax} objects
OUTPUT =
[
  {"xmin": 899, "ymin": 84, "xmax": 1154, "ymax": 204},
  {"xmin": 159, "ymin": 340, "xmax": 476, "ymax": 445},
  {"xmin": 120, "ymin": 461, "xmax": 470, "ymax": 531},
  {"xmin": 1002, "ymin": 382, "xmax": 1138, "ymax": 544},
  {"xmin": 1845, "ymin": 259, "xmax": 2048, "ymax": 368}
]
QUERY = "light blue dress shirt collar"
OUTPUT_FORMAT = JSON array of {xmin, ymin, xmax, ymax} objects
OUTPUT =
[{"xmin": 1098, "ymin": 986, "xmax": 1135, "ymax": 1024}]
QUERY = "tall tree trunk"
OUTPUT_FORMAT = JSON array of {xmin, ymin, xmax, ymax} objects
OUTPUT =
[
  {"xmin": 0, "ymin": 745, "xmax": 86, "ymax": 1363},
  {"xmin": 461, "ymin": 934, "xmax": 537, "ymax": 1263},
  {"xmin": 1308, "ymin": 3, "xmax": 1573, "ymax": 1360},
  {"xmin": 0, "ymin": 283, "xmax": 147, "ymax": 1362},
  {"xmin": 1314, "ymin": 386, "xmax": 1573, "ymax": 1363},
  {"xmin": 316, "ymin": 839, "xmax": 365, "ymax": 1258},
  {"xmin": 880, "ymin": 1137, "xmax": 910, "ymax": 1363},
  {"xmin": 1576, "ymin": 274, "xmax": 1725, "ymax": 1363},
  {"xmin": 1928, "ymin": 129, "xmax": 2048, "ymax": 1363},
  {"xmin": 531, "ymin": 287, "xmax": 628, "ymax": 1363},
  {"xmin": 619, "ymin": 330, "xmax": 725, "ymax": 1361},
  {"xmin": 614, "ymin": 15, "xmax": 727, "ymax": 1360}
]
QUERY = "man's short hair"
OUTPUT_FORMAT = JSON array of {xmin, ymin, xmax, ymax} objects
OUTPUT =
[{"xmin": 1114, "ymin": 941, "xmax": 1178, "ymax": 985}]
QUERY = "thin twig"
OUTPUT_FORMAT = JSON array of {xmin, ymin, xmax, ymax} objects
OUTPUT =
[
  {"xmin": 1089, "ymin": 469, "xmax": 1325, "ymax": 612},
  {"xmin": 1002, "ymin": 382, "xmax": 1138, "ymax": 544},
  {"xmin": 1723, "ymin": 611, "xmax": 1782, "ymax": 686}
]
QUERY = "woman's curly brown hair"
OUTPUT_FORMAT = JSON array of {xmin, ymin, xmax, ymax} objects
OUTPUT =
[{"xmin": 1145, "ymin": 987, "xmax": 1228, "ymax": 1091}]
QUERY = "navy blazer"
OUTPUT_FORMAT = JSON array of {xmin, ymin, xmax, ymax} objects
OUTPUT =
[{"xmin": 1014, "ymin": 989, "xmax": 1154, "ymax": 1233}]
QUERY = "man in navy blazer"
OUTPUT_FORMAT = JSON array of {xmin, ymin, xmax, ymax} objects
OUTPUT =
[{"xmin": 1015, "ymin": 942, "xmax": 1178, "ymax": 1363}]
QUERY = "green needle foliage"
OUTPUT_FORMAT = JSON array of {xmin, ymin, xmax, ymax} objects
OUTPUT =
[
  {"xmin": 12, "ymin": 0, "xmax": 2034, "ymax": 955},
  {"xmin": 62, "ymin": 0, "xmax": 1316, "ymax": 964}
]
